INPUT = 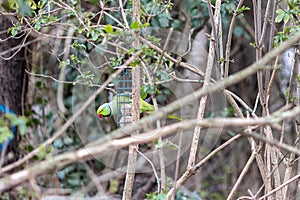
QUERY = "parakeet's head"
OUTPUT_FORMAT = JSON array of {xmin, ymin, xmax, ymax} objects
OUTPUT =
[{"xmin": 96, "ymin": 103, "xmax": 112, "ymax": 118}]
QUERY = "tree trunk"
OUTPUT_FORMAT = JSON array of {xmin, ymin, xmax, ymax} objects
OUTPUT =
[{"xmin": 0, "ymin": 15, "xmax": 28, "ymax": 166}]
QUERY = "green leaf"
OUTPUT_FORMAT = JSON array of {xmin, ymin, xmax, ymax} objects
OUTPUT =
[
  {"xmin": 59, "ymin": 60, "xmax": 68, "ymax": 68},
  {"xmin": 0, "ymin": 127, "xmax": 12, "ymax": 143},
  {"xmin": 18, "ymin": 124, "xmax": 26, "ymax": 136},
  {"xmin": 236, "ymin": 6, "xmax": 250, "ymax": 14},
  {"xmin": 53, "ymin": 138, "xmax": 64, "ymax": 149},
  {"xmin": 15, "ymin": 0, "xmax": 33, "ymax": 17},
  {"xmin": 36, "ymin": 145, "xmax": 50, "ymax": 160},
  {"xmin": 34, "ymin": 21, "xmax": 41, "ymax": 31},
  {"xmin": 142, "ymin": 84, "xmax": 156, "ymax": 95},
  {"xmin": 158, "ymin": 12, "xmax": 171, "ymax": 28},
  {"xmin": 70, "ymin": 0, "xmax": 77, "ymax": 5},
  {"xmin": 275, "ymin": 14, "xmax": 284, "ymax": 23},
  {"xmin": 12, "ymin": 116, "xmax": 28, "ymax": 126},
  {"xmin": 130, "ymin": 21, "xmax": 140, "ymax": 29},
  {"xmin": 89, "ymin": 29, "xmax": 100, "ymax": 41},
  {"xmin": 283, "ymin": 13, "xmax": 290, "ymax": 24},
  {"xmin": 157, "ymin": 69, "xmax": 168, "ymax": 81},
  {"xmin": 38, "ymin": 0, "xmax": 48, "ymax": 9},
  {"xmin": 296, "ymin": 75, "xmax": 300, "ymax": 83},
  {"xmin": 28, "ymin": 0, "xmax": 37, "ymax": 10},
  {"xmin": 146, "ymin": 192, "xmax": 167, "ymax": 200},
  {"xmin": 89, "ymin": 0, "xmax": 98, "ymax": 5},
  {"xmin": 141, "ymin": 22, "xmax": 150, "ymax": 27},
  {"xmin": 129, "ymin": 59, "xmax": 140, "ymax": 66},
  {"xmin": 108, "ymin": 179, "xmax": 119, "ymax": 193},
  {"xmin": 4, "ymin": 114, "xmax": 28, "ymax": 137},
  {"xmin": 0, "ymin": 119, "xmax": 6, "ymax": 127},
  {"xmin": 1, "ymin": 0, "xmax": 15, "ymax": 11},
  {"xmin": 172, "ymin": 19, "xmax": 180, "ymax": 29},
  {"xmin": 72, "ymin": 41, "xmax": 87, "ymax": 50},
  {"xmin": 159, "ymin": 17, "xmax": 169, "ymax": 28},
  {"xmin": 104, "ymin": 24, "xmax": 113, "ymax": 33},
  {"xmin": 5, "ymin": 113, "xmax": 16, "ymax": 123},
  {"xmin": 275, "ymin": 9, "xmax": 290, "ymax": 24},
  {"xmin": 7, "ymin": 26, "xmax": 21, "ymax": 37},
  {"xmin": 249, "ymin": 42, "xmax": 256, "ymax": 48},
  {"xmin": 63, "ymin": 137, "xmax": 73, "ymax": 145}
]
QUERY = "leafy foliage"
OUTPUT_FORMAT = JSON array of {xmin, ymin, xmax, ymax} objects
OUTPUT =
[
  {"xmin": 274, "ymin": 0, "xmax": 300, "ymax": 46},
  {"xmin": 0, "ymin": 114, "xmax": 28, "ymax": 144}
]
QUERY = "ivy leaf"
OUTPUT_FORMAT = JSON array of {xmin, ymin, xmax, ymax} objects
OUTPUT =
[
  {"xmin": 158, "ymin": 12, "xmax": 171, "ymax": 28},
  {"xmin": 159, "ymin": 17, "xmax": 169, "ymax": 28},
  {"xmin": 172, "ymin": 19, "xmax": 180, "ymax": 29},
  {"xmin": 15, "ymin": 0, "xmax": 33, "ymax": 17}
]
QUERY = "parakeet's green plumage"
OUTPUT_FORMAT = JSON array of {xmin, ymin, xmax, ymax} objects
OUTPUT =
[
  {"xmin": 97, "ymin": 96, "xmax": 152, "ymax": 118},
  {"xmin": 96, "ymin": 95, "xmax": 182, "ymax": 121}
]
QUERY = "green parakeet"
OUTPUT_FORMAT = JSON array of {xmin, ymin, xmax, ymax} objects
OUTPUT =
[{"xmin": 96, "ymin": 95, "xmax": 182, "ymax": 120}]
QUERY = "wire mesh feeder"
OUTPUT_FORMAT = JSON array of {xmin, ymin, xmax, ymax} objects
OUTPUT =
[{"xmin": 116, "ymin": 67, "xmax": 133, "ymax": 127}]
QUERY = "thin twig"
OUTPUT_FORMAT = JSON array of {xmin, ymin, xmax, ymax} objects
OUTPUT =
[
  {"xmin": 187, "ymin": 0, "xmax": 222, "ymax": 170},
  {"xmin": 259, "ymin": 174, "xmax": 300, "ymax": 200},
  {"xmin": 136, "ymin": 148, "xmax": 160, "ymax": 193},
  {"xmin": 119, "ymin": 0, "xmax": 129, "ymax": 28},
  {"xmin": 224, "ymin": 0, "xmax": 245, "ymax": 78},
  {"xmin": 227, "ymin": 148, "xmax": 257, "ymax": 200},
  {"xmin": 258, "ymin": 0, "xmax": 272, "ymax": 47},
  {"xmin": 0, "ymin": 30, "xmax": 31, "ymax": 60},
  {"xmin": 168, "ymin": 134, "xmax": 242, "ymax": 198}
]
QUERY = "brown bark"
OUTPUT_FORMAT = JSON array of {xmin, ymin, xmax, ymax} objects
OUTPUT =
[{"xmin": 0, "ymin": 15, "xmax": 28, "ymax": 166}]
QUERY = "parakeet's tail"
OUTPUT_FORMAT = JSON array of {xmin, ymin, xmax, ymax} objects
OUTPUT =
[{"xmin": 167, "ymin": 114, "xmax": 183, "ymax": 121}]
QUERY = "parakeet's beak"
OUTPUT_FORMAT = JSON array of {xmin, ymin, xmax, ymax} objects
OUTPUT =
[{"xmin": 97, "ymin": 114, "xmax": 103, "ymax": 118}]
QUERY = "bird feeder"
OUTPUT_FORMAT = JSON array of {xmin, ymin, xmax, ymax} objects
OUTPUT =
[{"xmin": 116, "ymin": 67, "xmax": 133, "ymax": 127}]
